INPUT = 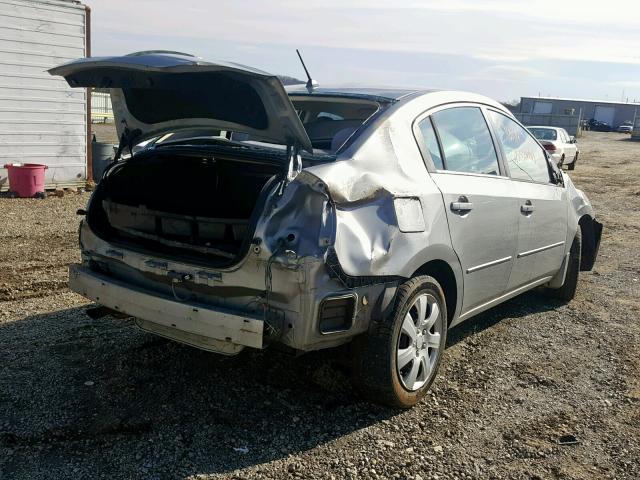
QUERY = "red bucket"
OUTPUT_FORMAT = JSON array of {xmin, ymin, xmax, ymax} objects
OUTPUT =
[{"xmin": 4, "ymin": 163, "xmax": 48, "ymax": 198}]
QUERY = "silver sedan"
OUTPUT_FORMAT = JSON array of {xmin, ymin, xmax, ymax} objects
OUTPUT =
[{"xmin": 52, "ymin": 52, "xmax": 602, "ymax": 408}]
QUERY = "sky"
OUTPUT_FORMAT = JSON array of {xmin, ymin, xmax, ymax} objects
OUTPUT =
[{"xmin": 89, "ymin": 0, "xmax": 640, "ymax": 103}]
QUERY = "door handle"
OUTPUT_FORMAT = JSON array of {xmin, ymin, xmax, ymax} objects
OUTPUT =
[
  {"xmin": 451, "ymin": 196, "xmax": 473, "ymax": 213},
  {"xmin": 520, "ymin": 200, "xmax": 534, "ymax": 214}
]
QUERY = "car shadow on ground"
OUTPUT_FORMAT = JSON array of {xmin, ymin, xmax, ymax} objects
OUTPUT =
[
  {"xmin": 446, "ymin": 289, "xmax": 564, "ymax": 348},
  {"xmin": 0, "ymin": 290, "xmax": 563, "ymax": 478}
]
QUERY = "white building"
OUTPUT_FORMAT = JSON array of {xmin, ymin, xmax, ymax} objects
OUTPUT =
[{"xmin": 0, "ymin": 0, "xmax": 89, "ymax": 190}]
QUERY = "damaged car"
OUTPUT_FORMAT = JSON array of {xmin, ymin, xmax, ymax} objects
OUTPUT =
[{"xmin": 51, "ymin": 52, "xmax": 603, "ymax": 408}]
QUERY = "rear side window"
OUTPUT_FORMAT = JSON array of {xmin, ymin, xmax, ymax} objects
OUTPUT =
[
  {"xmin": 557, "ymin": 129, "xmax": 566, "ymax": 142},
  {"xmin": 417, "ymin": 117, "xmax": 444, "ymax": 169},
  {"xmin": 431, "ymin": 107, "xmax": 500, "ymax": 175},
  {"xmin": 487, "ymin": 110, "xmax": 551, "ymax": 184}
]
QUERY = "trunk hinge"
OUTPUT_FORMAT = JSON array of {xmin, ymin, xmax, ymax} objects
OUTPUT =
[
  {"xmin": 279, "ymin": 145, "xmax": 302, "ymax": 195},
  {"xmin": 113, "ymin": 126, "xmax": 142, "ymax": 162}
]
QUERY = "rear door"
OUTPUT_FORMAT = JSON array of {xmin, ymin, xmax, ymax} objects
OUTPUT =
[
  {"xmin": 486, "ymin": 110, "xmax": 568, "ymax": 289},
  {"xmin": 416, "ymin": 106, "xmax": 520, "ymax": 313}
]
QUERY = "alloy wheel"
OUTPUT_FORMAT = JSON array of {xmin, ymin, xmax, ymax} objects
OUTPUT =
[{"xmin": 396, "ymin": 293, "xmax": 442, "ymax": 391}]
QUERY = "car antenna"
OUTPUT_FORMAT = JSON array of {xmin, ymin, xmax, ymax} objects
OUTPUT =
[{"xmin": 296, "ymin": 49, "xmax": 318, "ymax": 91}]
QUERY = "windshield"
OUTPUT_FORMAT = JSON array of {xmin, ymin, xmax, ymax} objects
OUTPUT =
[{"xmin": 528, "ymin": 128, "xmax": 557, "ymax": 141}]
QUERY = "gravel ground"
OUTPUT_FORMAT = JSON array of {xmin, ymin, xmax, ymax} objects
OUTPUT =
[{"xmin": 1, "ymin": 131, "xmax": 639, "ymax": 480}]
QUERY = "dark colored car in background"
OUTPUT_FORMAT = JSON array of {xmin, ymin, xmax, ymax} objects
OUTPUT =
[{"xmin": 588, "ymin": 119, "xmax": 613, "ymax": 132}]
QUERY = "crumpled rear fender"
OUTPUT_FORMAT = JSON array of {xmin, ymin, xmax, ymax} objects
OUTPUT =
[{"xmin": 255, "ymin": 171, "xmax": 335, "ymax": 259}]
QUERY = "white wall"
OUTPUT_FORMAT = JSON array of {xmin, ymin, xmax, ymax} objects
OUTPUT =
[{"xmin": 0, "ymin": 0, "xmax": 86, "ymax": 190}]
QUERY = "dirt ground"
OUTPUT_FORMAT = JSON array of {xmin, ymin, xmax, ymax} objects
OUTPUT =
[
  {"xmin": 0, "ymin": 131, "xmax": 638, "ymax": 480},
  {"xmin": 91, "ymin": 122, "xmax": 118, "ymax": 144}
]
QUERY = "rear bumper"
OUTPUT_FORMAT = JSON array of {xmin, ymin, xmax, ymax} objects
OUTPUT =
[{"xmin": 68, "ymin": 264, "xmax": 264, "ymax": 354}]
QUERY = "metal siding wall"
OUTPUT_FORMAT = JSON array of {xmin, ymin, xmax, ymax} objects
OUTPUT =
[
  {"xmin": 613, "ymin": 105, "xmax": 638, "ymax": 128},
  {"xmin": 521, "ymin": 97, "xmax": 640, "ymax": 129},
  {"xmin": 514, "ymin": 113, "xmax": 581, "ymax": 136},
  {"xmin": 0, "ymin": 0, "xmax": 86, "ymax": 190}
]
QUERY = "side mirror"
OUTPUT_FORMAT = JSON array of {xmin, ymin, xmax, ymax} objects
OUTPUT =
[
  {"xmin": 570, "ymin": 136, "xmax": 576, "ymax": 144},
  {"xmin": 548, "ymin": 158, "xmax": 564, "ymax": 185}
]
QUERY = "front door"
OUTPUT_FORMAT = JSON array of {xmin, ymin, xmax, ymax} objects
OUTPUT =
[
  {"xmin": 509, "ymin": 182, "xmax": 568, "ymax": 288},
  {"xmin": 486, "ymin": 110, "xmax": 568, "ymax": 289},
  {"xmin": 417, "ymin": 106, "xmax": 520, "ymax": 313}
]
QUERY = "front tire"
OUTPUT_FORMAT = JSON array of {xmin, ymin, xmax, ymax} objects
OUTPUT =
[
  {"xmin": 548, "ymin": 228, "xmax": 581, "ymax": 301},
  {"xmin": 568, "ymin": 152, "xmax": 578, "ymax": 170},
  {"xmin": 351, "ymin": 276, "xmax": 447, "ymax": 408}
]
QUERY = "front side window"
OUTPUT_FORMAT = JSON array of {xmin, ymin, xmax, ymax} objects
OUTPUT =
[
  {"xmin": 488, "ymin": 110, "xmax": 551, "ymax": 184},
  {"xmin": 431, "ymin": 107, "xmax": 500, "ymax": 175}
]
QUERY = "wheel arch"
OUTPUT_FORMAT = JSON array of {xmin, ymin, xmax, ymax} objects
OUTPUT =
[{"xmin": 412, "ymin": 258, "xmax": 460, "ymax": 326}]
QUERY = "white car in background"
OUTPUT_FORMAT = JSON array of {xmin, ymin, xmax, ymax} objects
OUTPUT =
[
  {"xmin": 527, "ymin": 126, "xmax": 579, "ymax": 170},
  {"xmin": 617, "ymin": 122, "xmax": 633, "ymax": 133}
]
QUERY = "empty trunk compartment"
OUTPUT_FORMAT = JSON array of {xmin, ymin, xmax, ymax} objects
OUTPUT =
[{"xmin": 88, "ymin": 151, "xmax": 282, "ymax": 266}]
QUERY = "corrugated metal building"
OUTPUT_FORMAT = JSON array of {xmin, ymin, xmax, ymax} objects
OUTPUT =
[
  {"xmin": 0, "ymin": 0, "xmax": 89, "ymax": 190},
  {"xmin": 520, "ymin": 96, "xmax": 640, "ymax": 129}
]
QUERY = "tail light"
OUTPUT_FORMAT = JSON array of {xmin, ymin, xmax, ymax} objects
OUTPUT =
[{"xmin": 543, "ymin": 143, "xmax": 557, "ymax": 152}]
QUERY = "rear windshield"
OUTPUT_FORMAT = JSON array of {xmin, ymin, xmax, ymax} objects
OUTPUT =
[
  {"xmin": 143, "ymin": 96, "xmax": 382, "ymax": 156},
  {"xmin": 528, "ymin": 127, "xmax": 557, "ymax": 141},
  {"xmin": 291, "ymin": 97, "xmax": 380, "ymax": 152}
]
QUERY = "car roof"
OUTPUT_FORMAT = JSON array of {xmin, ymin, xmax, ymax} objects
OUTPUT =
[
  {"xmin": 286, "ymin": 85, "xmax": 436, "ymax": 102},
  {"xmin": 286, "ymin": 86, "xmax": 514, "ymax": 119}
]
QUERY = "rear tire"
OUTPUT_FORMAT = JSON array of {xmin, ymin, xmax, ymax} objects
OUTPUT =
[
  {"xmin": 351, "ymin": 275, "xmax": 447, "ymax": 408},
  {"xmin": 548, "ymin": 228, "xmax": 581, "ymax": 301}
]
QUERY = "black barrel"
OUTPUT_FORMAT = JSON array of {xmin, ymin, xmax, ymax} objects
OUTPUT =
[{"xmin": 91, "ymin": 142, "xmax": 116, "ymax": 183}]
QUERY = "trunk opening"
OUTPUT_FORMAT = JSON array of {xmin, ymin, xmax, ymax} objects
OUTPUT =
[{"xmin": 88, "ymin": 151, "xmax": 282, "ymax": 267}]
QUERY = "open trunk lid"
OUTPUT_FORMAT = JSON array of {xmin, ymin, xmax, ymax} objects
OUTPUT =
[{"xmin": 49, "ymin": 51, "xmax": 313, "ymax": 153}]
